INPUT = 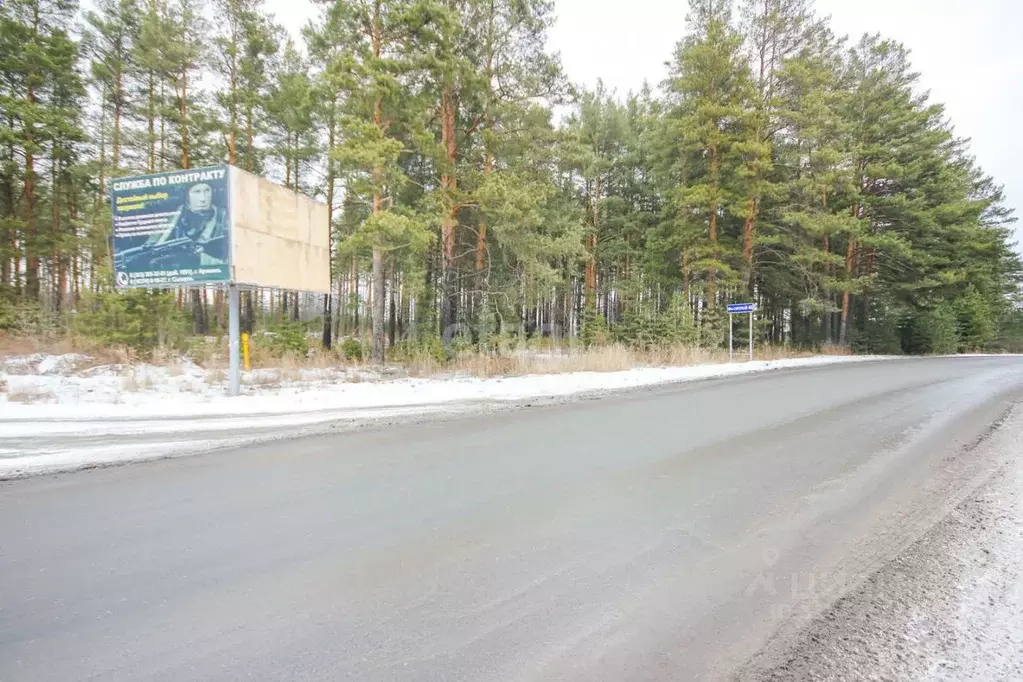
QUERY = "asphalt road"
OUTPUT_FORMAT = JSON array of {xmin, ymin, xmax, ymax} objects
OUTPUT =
[{"xmin": 3, "ymin": 357, "xmax": 1023, "ymax": 681}]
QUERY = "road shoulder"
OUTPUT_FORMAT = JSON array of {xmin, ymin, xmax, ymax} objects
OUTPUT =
[{"xmin": 737, "ymin": 404, "xmax": 1023, "ymax": 681}]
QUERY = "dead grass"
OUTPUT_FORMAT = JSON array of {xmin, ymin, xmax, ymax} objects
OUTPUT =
[
  {"xmin": 0, "ymin": 333, "xmax": 77, "ymax": 356},
  {"xmin": 0, "ymin": 333, "xmax": 133, "ymax": 369},
  {"xmin": 0, "ymin": 329, "xmax": 849, "ymax": 387},
  {"xmin": 120, "ymin": 368, "xmax": 155, "ymax": 392},
  {"xmin": 244, "ymin": 370, "xmax": 282, "ymax": 387},
  {"xmin": 6, "ymin": 386, "xmax": 55, "ymax": 404},
  {"xmin": 818, "ymin": 341, "xmax": 854, "ymax": 356},
  {"xmin": 400, "ymin": 343, "xmax": 829, "ymax": 379},
  {"xmin": 187, "ymin": 338, "xmax": 228, "ymax": 369},
  {"xmin": 165, "ymin": 359, "xmax": 189, "ymax": 376},
  {"xmin": 205, "ymin": 368, "xmax": 227, "ymax": 385}
]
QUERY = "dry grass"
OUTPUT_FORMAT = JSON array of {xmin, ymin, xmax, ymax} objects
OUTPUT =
[
  {"xmin": 120, "ymin": 368, "xmax": 156, "ymax": 392},
  {"xmin": 205, "ymin": 368, "xmax": 227, "ymax": 385},
  {"xmin": 0, "ymin": 333, "xmax": 134, "ymax": 369},
  {"xmin": 818, "ymin": 341, "xmax": 854, "ymax": 356},
  {"xmin": 0, "ymin": 333, "xmax": 78, "ymax": 356},
  {"xmin": 1, "ymin": 328, "xmax": 848, "ymax": 386},
  {"xmin": 187, "ymin": 338, "xmax": 228, "ymax": 369},
  {"xmin": 244, "ymin": 370, "xmax": 282, "ymax": 387},
  {"xmin": 165, "ymin": 359, "xmax": 190, "ymax": 376},
  {"xmin": 6, "ymin": 386, "xmax": 55, "ymax": 404},
  {"xmin": 403, "ymin": 343, "xmax": 829, "ymax": 379}
]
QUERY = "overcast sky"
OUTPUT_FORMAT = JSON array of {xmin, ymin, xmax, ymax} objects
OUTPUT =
[{"xmin": 271, "ymin": 0, "xmax": 1021, "ymax": 244}]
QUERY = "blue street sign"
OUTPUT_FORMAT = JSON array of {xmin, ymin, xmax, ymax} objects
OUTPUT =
[{"xmin": 727, "ymin": 303, "xmax": 757, "ymax": 314}]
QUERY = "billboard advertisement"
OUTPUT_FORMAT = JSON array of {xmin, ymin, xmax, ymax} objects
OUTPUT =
[{"xmin": 111, "ymin": 166, "xmax": 231, "ymax": 288}]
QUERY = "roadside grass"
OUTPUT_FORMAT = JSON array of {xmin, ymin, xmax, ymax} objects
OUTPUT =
[
  {"xmin": 6, "ymin": 386, "xmax": 56, "ymax": 404},
  {"xmin": 402, "ymin": 342, "xmax": 824, "ymax": 378},
  {"xmin": 0, "ymin": 332, "xmax": 132, "ymax": 370},
  {"xmin": 2, "ymin": 329, "xmax": 847, "ymax": 394}
]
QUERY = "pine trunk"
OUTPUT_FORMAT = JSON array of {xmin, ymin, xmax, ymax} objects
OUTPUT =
[
  {"xmin": 97, "ymin": 82, "xmax": 107, "ymax": 209},
  {"xmin": 742, "ymin": 194, "xmax": 757, "ymax": 285},
  {"xmin": 322, "ymin": 95, "xmax": 337, "ymax": 350},
  {"xmin": 24, "ymin": 11, "xmax": 39, "ymax": 301},
  {"xmin": 821, "ymin": 235, "xmax": 831, "ymax": 342},
  {"xmin": 191, "ymin": 289, "xmax": 206, "ymax": 334},
  {"xmin": 388, "ymin": 261, "xmax": 397, "ymax": 348},
  {"xmin": 113, "ymin": 68, "xmax": 123, "ymax": 172},
  {"xmin": 245, "ymin": 103, "xmax": 254, "ymax": 171},
  {"xmin": 585, "ymin": 174, "xmax": 600, "ymax": 312},
  {"xmin": 839, "ymin": 239, "xmax": 856, "ymax": 345},
  {"xmin": 352, "ymin": 255, "xmax": 359, "ymax": 333},
  {"xmin": 474, "ymin": 10, "xmax": 496, "ymax": 327},
  {"xmin": 159, "ymin": 77, "xmax": 166, "ymax": 171},
  {"xmin": 147, "ymin": 70, "xmax": 156, "ymax": 172},
  {"xmin": 439, "ymin": 86, "xmax": 458, "ymax": 338},
  {"xmin": 179, "ymin": 68, "xmax": 190, "ymax": 169},
  {"xmin": 707, "ymin": 143, "xmax": 720, "ymax": 306},
  {"xmin": 2, "ymin": 146, "xmax": 15, "ymax": 291}
]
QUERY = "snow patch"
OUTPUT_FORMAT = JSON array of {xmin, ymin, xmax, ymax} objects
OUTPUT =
[{"xmin": 1, "ymin": 353, "xmax": 890, "ymax": 477}]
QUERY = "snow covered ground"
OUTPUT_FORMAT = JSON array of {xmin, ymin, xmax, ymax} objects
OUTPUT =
[{"xmin": 1, "ymin": 353, "xmax": 885, "ymax": 477}]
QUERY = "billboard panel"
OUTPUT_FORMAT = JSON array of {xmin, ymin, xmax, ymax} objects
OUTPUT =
[
  {"xmin": 111, "ymin": 166, "xmax": 231, "ymax": 288},
  {"xmin": 229, "ymin": 167, "xmax": 331, "ymax": 294}
]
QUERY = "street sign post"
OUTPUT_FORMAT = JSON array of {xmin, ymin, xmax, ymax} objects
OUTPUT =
[{"xmin": 726, "ymin": 303, "xmax": 757, "ymax": 361}]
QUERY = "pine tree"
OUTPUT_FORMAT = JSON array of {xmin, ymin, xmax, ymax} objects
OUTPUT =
[
  {"xmin": 312, "ymin": 0, "xmax": 433, "ymax": 361},
  {"xmin": 83, "ymin": 0, "xmax": 138, "ymax": 179},
  {"xmin": 770, "ymin": 25, "xmax": 852, "ymax": 343},
  {"xmin": 663, "ymin": 0, "xmax": 753, "ymax": 313},
  {"xmin": 736, "ymin": 0, "xmax": 818, "ymax": 290},
  {"xmin": 1, "ymin": 0, "xmax": 84, "ymax": 302},
  {"xmin": 2, "ymin": 0, "xmax": 1022, "ymax": 356}
]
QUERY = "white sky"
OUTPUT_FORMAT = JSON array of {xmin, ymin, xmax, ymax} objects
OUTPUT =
[{"xmin": 272, "ymin": 0, "xmax": 1021, "ymax": 245}]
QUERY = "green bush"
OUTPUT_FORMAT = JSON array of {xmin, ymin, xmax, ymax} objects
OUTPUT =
[
  {"xmin": 0, "ymin": 299, "xmax": 54, "ymax": 335},
  {"xmin": 955, "ymin": 286, "xmax": 996, "ymax": 352},
  {"xmin": 263, "ymin": 320, "xmax": 309, "ymax": 358},
  {"xmin": 580, "ymin": 309, "xmax": 608, "ymax": 347},
  {"xmin": 993, "ymin": 307, "xmax": 1023, "ymax": 353},
  {"xmin": 699, "ymin": 306, "xmax": 728, "ymax": 348},
  {"xmin": 851, "ymin": 301, "xmax": 903, "ymax": 355},
  {"xmin": 74, "ymin": 289, "xmax": 188, "ymax": 352},
  {"xmin": 614, "ymin": 295, "xmax": 700, "ymax": 350},
  {"xmin": 665, "ymin": 294, "xmax": 700, "ymax": 346},
  {"xmin": 341, "ymin": 337, "xmax": 364, "ymax": 361},
  {"xmin": 902, "ymin": 304, "xmax": 958, "ymax": 355},
  {"xmin": 389, "ymin": 336, "xmax": 447, "ymax": 364}
]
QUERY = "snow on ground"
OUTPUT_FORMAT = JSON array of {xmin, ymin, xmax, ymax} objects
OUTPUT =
[
  {"xmin": 1, "ymin": 353, "xmax": 886, "ymax": 477},
  {"xmin": 0, "ymin": 354, "xmax": 887, "ymax": 425}
]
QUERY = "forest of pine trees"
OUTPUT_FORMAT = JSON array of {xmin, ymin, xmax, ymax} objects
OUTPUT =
[{"xmin": 2, "ymin": 0, "xmax": 1022, "ymax": 361}]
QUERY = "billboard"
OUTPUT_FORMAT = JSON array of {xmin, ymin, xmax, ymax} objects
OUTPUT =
[
  {"xmin": 229, "ymin": 167, "xmax": 331, "ymax": 294},
  {"xmin": 111, "ymin": 165, "xmax": 330, "ymax": 293},
  {"xmin": 112, "ymin": 166, "xmax": 231, "ymax": 288}
]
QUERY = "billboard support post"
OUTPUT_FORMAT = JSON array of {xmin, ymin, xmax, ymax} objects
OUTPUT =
[{"xmin": 228, "ymin": 283, "xmax": 240, "ymax": 397}]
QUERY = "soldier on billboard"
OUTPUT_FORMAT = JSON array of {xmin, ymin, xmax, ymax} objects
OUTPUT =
[{"xmin": 141, "ymin": 182, "xmax": 228, "ymax": 267}]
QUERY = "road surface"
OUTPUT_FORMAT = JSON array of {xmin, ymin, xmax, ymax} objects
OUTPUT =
[{"xmin": 2, "ymin": 357, "xmax": 1022, "ymax": 681}]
